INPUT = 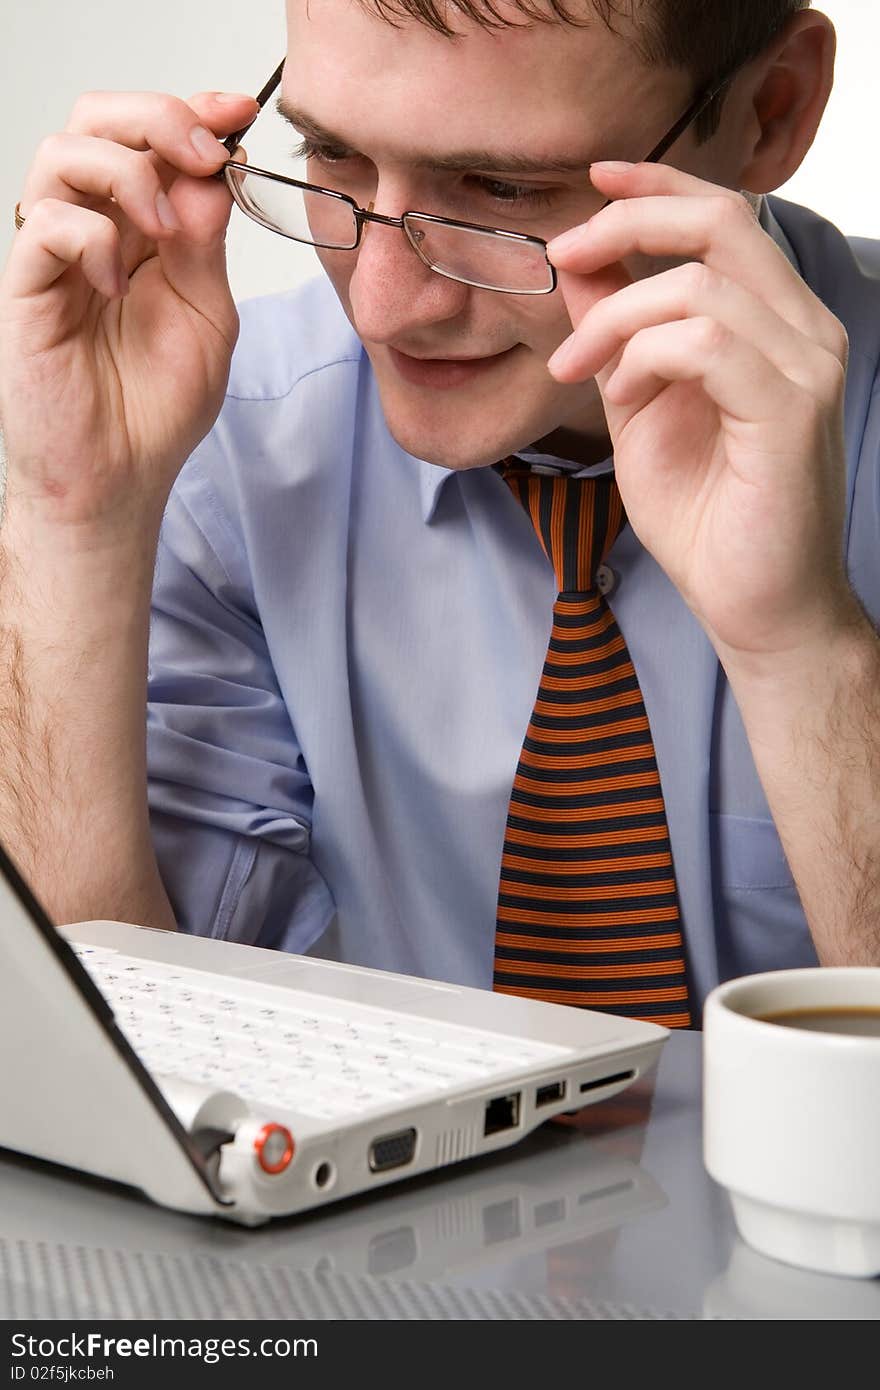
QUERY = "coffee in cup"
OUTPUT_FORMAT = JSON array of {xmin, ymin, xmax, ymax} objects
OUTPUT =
[{"xmin": 757, "ymin": 1007, "xmax": 880, "ymax": 1036}]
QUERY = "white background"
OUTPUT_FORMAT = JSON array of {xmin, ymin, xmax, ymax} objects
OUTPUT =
[{"xmin": 2, "ymin": 0, "xmax": 875, "ymax": 303}]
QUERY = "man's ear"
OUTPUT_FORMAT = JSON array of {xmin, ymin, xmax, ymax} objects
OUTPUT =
[{"xmin": 736, "ymin": 8, "xmax": 836, "ymax": 195}]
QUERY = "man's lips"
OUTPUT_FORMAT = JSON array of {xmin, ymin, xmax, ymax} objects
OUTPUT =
[{"xmin": 387, "ymin": 344, "xmax": 518, "ymax": 389}]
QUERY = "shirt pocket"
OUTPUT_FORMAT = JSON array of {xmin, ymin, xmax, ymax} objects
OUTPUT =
[
  {"xmin": 712, "ymin": 812, "xmax": 795, "ymax": 890},
  {"xmin": 709, "ymin": 812, "xmax": 818, "ymax": 980}
]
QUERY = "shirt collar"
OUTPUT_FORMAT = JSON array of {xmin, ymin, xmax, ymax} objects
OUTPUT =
[
  {"xmin": 416, "ymin": 450, "xmax": 611, "ymax": 523},
  {"xmin": 416, "ymin": 196, "xmax": 797, "ymax": 524},
  {"xmin": 419, "ymin": 457, "xmax": 457, "ymax": 524},
  {"xmin": 759, "ymin": 192, "xmax": 801, "ymax": 273}
]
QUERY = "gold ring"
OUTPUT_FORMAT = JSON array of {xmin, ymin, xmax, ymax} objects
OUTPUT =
[{"xmin": 14, "ymin": 202, "xmax": 25, "ymax": 231}]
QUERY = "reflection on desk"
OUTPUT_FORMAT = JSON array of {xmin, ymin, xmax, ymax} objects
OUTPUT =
[
  {"xmin": 0, "ymin": 1123, "xmax": 671, "ymax": 1320},
  {"xmin": 704, "ymin": 1239, "xmax": 880, "ymax": 1321}
]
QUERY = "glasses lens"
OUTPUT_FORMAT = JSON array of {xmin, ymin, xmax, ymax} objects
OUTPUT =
[
  {"xmin": 405, "ymin": 216, "xmax": 553, "ymax": 294},
  {"xmin": 225, "ymin": 165, "xmax": 358, "ymax": 249}
]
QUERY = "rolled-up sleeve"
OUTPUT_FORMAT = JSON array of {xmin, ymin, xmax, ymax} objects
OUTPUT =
[{"xmin": 147, "ymin": 452, "xmax": 335, "ymax": 955}]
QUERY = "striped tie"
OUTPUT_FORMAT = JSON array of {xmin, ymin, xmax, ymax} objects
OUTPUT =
[{"xmin": 494, "ymin": 463, "xmax": 692, "ymax": 1028}]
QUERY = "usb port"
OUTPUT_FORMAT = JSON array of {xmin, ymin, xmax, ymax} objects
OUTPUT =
[
  {"xmin": 536, "ymin": 1081, "xmax": 566, "ymax": 1108},
  {"xmin": 484, "ymin": 1092, "xmax": 521, "ymax": 1136}
]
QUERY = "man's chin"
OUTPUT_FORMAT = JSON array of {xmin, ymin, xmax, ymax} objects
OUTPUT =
[
  {"xmin": 363, "ymin": 340, "xmax": 539, "ymax": 470},
  {"xmin": 372, "ymin": 372, "xmax": 541, "ymax": 472},
  {"xmin": 379, "ymin": 408, "xmax": 514, "ymax": 472}
]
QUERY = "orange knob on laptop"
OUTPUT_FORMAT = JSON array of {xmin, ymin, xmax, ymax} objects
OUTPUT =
[{"xmin": 254, "ymin": 1122, "xmax": 295, "ymax": 1174}]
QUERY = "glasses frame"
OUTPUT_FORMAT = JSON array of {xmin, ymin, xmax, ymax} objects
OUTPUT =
[{"xmin": 218, "ymin": 57, "xmax": 734, "ymax": 296}]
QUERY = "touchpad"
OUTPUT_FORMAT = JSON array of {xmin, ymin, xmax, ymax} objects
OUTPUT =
[{"xmin": 234, "ymin": 956, "xmax": 463, "ymax": 1011}]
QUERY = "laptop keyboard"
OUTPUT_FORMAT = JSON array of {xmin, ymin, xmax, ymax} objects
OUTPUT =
[{"xmin": 73, "ymin": 946, "xmax": 568, "ymax": 1122}]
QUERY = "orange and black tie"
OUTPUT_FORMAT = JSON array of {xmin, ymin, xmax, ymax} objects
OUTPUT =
[{"xmin": 494, "ymin": 463, "xmax": 692, "ymax": 1028}]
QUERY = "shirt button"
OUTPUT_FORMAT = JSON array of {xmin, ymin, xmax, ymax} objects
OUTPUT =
[{"xmin": 595, "ymin": 564, "xmax": 617, "ymax": 597}]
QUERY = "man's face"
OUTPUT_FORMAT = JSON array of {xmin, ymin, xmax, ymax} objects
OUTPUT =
[{"xmin": 284, "ymin": 0, "xmax": 725, "ymax": 470}]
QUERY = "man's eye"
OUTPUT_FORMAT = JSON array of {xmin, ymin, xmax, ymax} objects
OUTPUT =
[
  {"xmin": 470, "ymin": 177, "xmax": 555, "ymax": 206},
  {"xmin": 291, "ymin": 139, "xmax": 354, "ymax": 164}
]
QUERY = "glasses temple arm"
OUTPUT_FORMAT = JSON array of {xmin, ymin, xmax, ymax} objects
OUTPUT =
[
  {"xmin": 642, "ymin": 73, "xmax": 735, "ymax": 167},
  {"xmin": 221, "ymin": 57, "xmax": 286, "ymax": 156}
]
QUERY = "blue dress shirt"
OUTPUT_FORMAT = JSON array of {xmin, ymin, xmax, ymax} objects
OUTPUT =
[{"xmin": 147, "ymin": 196, "xmax": 880, "ymax": 1021}]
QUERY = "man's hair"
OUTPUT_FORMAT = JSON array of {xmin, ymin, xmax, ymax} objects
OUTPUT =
[{"xmin": 357, "ymin": 0, "xmax": 812, "ymax": 140}]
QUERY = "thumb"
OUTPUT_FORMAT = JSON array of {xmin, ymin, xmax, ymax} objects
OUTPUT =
[
  {"xmin": 554, "ymin": 260, "xmax": 631, "ymax": 367},
  {"xmin": 554, "ymin": 261, "xmax": 632, "ymax": 431},
  {"xmin": 154, "ymin": 170, "xmax": 238, "ymax": 338},
  {"xmin": 555, "ymin": 260, "xmax": 631, "ymax": 328},
  {"xmin": 148, "ymin": 92, "xmax": 257, "ymax": 337}
]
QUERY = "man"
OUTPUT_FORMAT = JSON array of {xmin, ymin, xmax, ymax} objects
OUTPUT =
[{"xmin": 1, "ymin": 0, "xmax": 878, "ymax": 1027}]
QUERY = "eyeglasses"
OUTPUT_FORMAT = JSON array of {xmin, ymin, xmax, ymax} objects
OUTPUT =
[{"xmin": 219, "ymin": 59, "xmax": 730, "ymax": 296}]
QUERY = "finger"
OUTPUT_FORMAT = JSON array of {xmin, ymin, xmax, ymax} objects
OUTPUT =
[
  {"xmin": 146, "ymin": 130, "xmax": 250, "ymax": 223},
  {"xmin": 547, "ymin": 182, "xmax": 846, "ymax": 362},
  {"xmin": 17, "ymin": 94, "xmax": 259, "ymax": 250},
  {"xmin": 588, "ymin": 159, "xmax": 745, "ymax": 204},
  {"xmin": 6, "ymin": 199, "xmax": 127, "ymax": 301},
  {"xmin": 62, "ymin": 89, "xmax": 258, "ymax": 177},
  {"xmin": 602, "ymin": 317, "xmax": 805, "ymax": 425},
  {"xmin": 22, "ymin": 133, "xmax": 182, "ymax": 244},
  {"xmin": 140, "ymin": 92, "xmax": 256, "ymax": 193},
  {"xmin": 548, "ymin": 260, "xmax": 841, "ymax": 398}
]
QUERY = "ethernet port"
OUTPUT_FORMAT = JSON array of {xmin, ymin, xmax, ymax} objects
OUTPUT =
[{"xmin": 483, "ymin": 1092, "xmax": 521, "ymax": 1136}]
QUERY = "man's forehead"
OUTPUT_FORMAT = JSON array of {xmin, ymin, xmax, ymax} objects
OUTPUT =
[{"xmin": 283, "ymin": 0, "xmax": 681, "ymax": 149}]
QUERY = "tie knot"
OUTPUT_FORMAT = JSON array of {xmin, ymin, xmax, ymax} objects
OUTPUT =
[{"xmin": 500, "ymin": 462, "xmax": 625, "ymax": 594}]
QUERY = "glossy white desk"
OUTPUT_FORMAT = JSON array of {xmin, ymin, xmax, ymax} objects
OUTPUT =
[{"xmin": 1, "ymin": 1033, "xmax": 877, "ymax": 1320}]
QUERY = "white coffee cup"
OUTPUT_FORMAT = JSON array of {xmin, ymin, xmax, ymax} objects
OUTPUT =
[{"xmin": 703, "ymin": 967, "xmax": 880, "ymax": 1279}]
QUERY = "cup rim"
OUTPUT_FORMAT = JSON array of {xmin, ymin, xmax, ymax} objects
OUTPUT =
[{"xmin": 707, "ymin": 967, "xmax": 880, "ymax": 1044}]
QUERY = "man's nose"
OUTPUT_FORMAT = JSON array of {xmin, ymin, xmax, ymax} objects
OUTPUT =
[{"xmin": 347, "ymin": 196, "xmax": 469, "ymax": 344}]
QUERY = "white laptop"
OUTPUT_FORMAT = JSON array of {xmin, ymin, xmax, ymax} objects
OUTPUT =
[{"xmin": 0, "ymin": 842, "xmax": 667, "ymax": 1226}]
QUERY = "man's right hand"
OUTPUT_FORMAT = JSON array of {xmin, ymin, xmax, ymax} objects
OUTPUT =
[{"xmin": 0, "ymin": 89, "xmax": 258, "ymax": 533}]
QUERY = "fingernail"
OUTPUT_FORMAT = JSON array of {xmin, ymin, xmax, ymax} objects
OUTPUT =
[
  {"xmin": 190, "ymin": 124, "xmax": 224, "ymax": 162},
  {"xmin": 547, "ymin": 336, "xmax": 576, "ymax": 375},
  {"xmin": 155, "ymin": 190, "xmax": 183, "ymax": 230},
  {"xmin": 591, "ymin": 160, "xmax": 635, "ymax": 174},
  {"xmin": 546, "ymin": 226, "xmax": 583, "ymax": 258},
  {"xmin": 213, "ymin": 92, "xmax": 258, "ymax": 104}
]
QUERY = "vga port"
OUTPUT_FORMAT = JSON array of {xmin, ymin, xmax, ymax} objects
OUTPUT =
[{"xmin": 368, "ymin": 1127, "xmax": 417, "ymax": 1172}]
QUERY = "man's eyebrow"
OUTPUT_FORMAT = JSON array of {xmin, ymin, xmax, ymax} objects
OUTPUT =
[{"xmin": 276, "ymin": 98, "xmax": 593, "ymax": 175}]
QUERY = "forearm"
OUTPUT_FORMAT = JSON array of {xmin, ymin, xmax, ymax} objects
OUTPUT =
[
  {"xmin": 724, "ymin": 607, "xmax": 880, "ymax": 965},
  {"xmin": 0, "ymin": 504, "xmax": 176, "ymax": 930}
]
